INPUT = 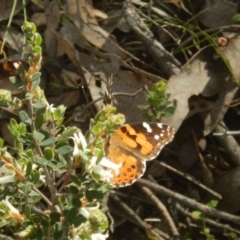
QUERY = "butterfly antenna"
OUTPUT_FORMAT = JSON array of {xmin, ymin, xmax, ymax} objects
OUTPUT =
[{"xmin": 103, "ymin": 74, "xmax": 113, "ymax": 106}]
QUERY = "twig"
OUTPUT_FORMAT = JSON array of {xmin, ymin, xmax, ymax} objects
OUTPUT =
[
  {"xmin": 176, "ymin": 203, "xmax": 240, "ymax": 235},
  {"xmin": 180, "ymin": 24, "xmax": 240, "ymax": 49},
  {"xmin": 137, "ymin": 178, "xmax": 240, "ymax": 225},
  {"xmin": 64, "ymin": 87, "xmax": 144, "ymax": 125},
  {"xmin": 214, "ymin": 121, "xmax": 240, "ymax": 166},
  {"xmin": 192, "ymin": 130, "xmax": 214, "ymax": 187},
  {"xmin": 110, "ymin": 194, "xmax": 167, "ymax": 240},
  {"xmin": 213, "ymin": 130, "xmax": 240, "ymax": 136},
  {"xmin": 159, "ymin": 161, "xmax": 221, "ymax": 199},
  {"xmin": 139, "ymin": 185, "xmax": 180, "ymax": 238},
  {"xmin": 32, "ymin": 185, "xmax": 52, "ymax": 207},
  {"xmin": 123, "ymin": 2, "xmax": 181, "ymax": 77}
]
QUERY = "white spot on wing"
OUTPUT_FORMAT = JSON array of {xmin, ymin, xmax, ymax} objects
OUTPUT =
[
  {"xmin": 154, "ymin": 135, "xmax": 160, "ymax": 140},
  {"xmin": 157, "ymin": 123, "xmax": 163, "ymax": 128},
  {"xmin": 143, "ymin": 122, "xmax": 152, "ymax": 133}
]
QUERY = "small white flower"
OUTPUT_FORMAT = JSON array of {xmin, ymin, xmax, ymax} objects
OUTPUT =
[
  {"xmin": 79, "ymin": 204, "xmax": 100, "ymax": 219},
  {"xmin": 2, "ymin": 197, "xmax": 24, "ymax": 223},
  {"xmin": 18, "ymin": 225, "xmax": 33, "ymax": 237},
  {"xmin": 2, "ymin": 151, "xmax": 13, "ymax": 163},
  {"xmin": 79, "ymin": 207, "xmax": 91, "ymax": 219},
  {"xmin": 91, "ymin": 232, "xmax": 109, "ymax": 240},
  {"xmin": 46, "ymin": 103, "xmax": 56, "ymax": 113},
  {"xmin": 72, "ymin": 236, "xmax": 80, "ymax": 240},
  {"xmin": 0, "ymin": 175, "xmax": 15, "ymax": 184},
  {"xmin": 85, "ymin": 155, "xmax": 122, "ymax": 184},
  {"xmin": 71, "ymin": 130, "xmax": 122, "ymax": 185},
  {"xmin": 71, "ymin": 131, "xmax": 87, "ymax": 157},
  {"xmin": 99, "ymin": 157, "xmax": 122, "ymax": 170}
]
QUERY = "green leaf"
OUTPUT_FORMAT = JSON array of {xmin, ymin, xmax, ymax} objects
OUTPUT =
[
  {"xmin": 96, "ymin": 148, "xmax": 104, "ymax": 163},
  {"xmin": 69, "ymin": 186, "xmax": 79, "ymax": 195},
  {"xmin": 40, "ymin": 137, "xmax": 56, "ymax": 146},
  {"xmin": 34, "ymin": 156, "xmax": 47, "ymax": 165},
  {"xmin": 72, "ymin": 197, "xmax": 81, "ymax": 208},
  {"xmin": 35, "ymin": 228, "xmax": 44, "ymax": 240},
  {"xmin": 32, "ymin": 45, "xmax": 42, "ymax": 55},
  {"xmin": 9, "ymin": 76, "xmax": 17, "ymax": 84},
  {"xmin": 0, "ymin": 138, "xmax": 3, "ymax": 148},
  {"xmin": 23, "ymin": 182, "xmax": 32, "ymax": 194},
  {"xmin": 85, "ymin": 190, "xmax": 104, "ymax": 202},
  {"xmin": 73, "ymin": 214, "xmax": 87, "ymax": 227},
  {"xmin": 65, "ymin": 208, "xmax": 79, "ymax": 223},
  {"xmin": 32, "ymin": 170, "xmax": 40, "ymax": 184},
  {"xmin": 53, "ymin": 229, "xmax": 63, "ymax": 240},
  {"xmin": 56, "ymin": 145, "xmax": 72, "ymax": 155},
  {"xmin": 23, "ymin": 21, "xmax": 36, "ymax": 34},
  {"xmin": 35, "ymin": 115, "xmax": 44, "ymax": 129},
  {"xmin": 92, "ymin": 122, "xmax": 104, "ymax": 135},
  {"xmin": 26, "ymin": 161, "xmax": 32, "ymax": 176},
  {"xmin": 207, "ymin": 200, "xmax": 218, "ymax": 208},
  {"xmin": 31, "ymin": 72, "xmax": 41, "ymax": 82},
  {"xmin": 70, "ymin": 175, "xmax": 82, "ymax": 185},
  {"xmin": 35, "ymin": 33, "xmax": 42, "ymax": 46},
  {"xmin": 25, "ymin": 93, "xmax": 33, "ymax": 100},
  {"xmin": 33, "ymin": 102, "xmax": 45, "ymax": 109},
  {"xmin": 10, "ymin": 118, "xmax": 18, "ymax": 128},
  {"xmin": 26, "ymin": 193, "xmax": 41, "ymax": 204},
  {"xmin": 79, "ymin": 149, "xmax": 90, "ymax": 162},
  {"xmin": 203, "ymin": 227, "xmax": 210, "ymax": 234},
  {"xmin": 192, "ymin": 211, "xmax": 202, "ymax": 219},
  {"xmin": 58, "ymin": 154, "xmax": 68, "ymax": 165},
  {"xmin": 44, "ymin": 147, "xmax": 54, "ymax": 160},
  {"xmin": 19, "ymin": 111, "xmax": 31, "ymax": 125},
  {"xmin": 33, "ymin": 131, "xmax": 45, "ymax": 141},
  {"xmin": 41, "ymin": 218, "xmax": 49, "ymax": 229},
  {"xmin": 18, "ymin": 123, "xmax": 27, "ymax": 135},
  {"xmin": 50, "ymin": 212, "xmax": 61, "ymax": 225},
  {"xmin": 46, "ymin": 159, "xmax": 64, "ymax": 168},
  {"xmin": 232, "ymin": 14, "xmax": 240, "ymax": 22},
  {"xmin": 32, "ymin": 76, "xmax": 41, "ymax": 89},
  {"xmin": 24, "ymin": 204, "xmax": 31, "ymax": 218},
  {"xmin": 26, "ymin": 149, "xmax": 33, "ymax": 158},
  {"xmin": 53, "ymin": 106, "xmax": 66, "ymax": 120},
  {"xmin": 55, "ymin": 141, "xmax": 68, "ymax": 149}
]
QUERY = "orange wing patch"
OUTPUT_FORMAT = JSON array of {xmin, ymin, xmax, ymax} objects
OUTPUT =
[
  {"xmin": 116, "ymin": 125, "xmax": 154, "ymax": 155},
  {"xmin": 107, "ymin": 146, "xmax": 146, "ymax": 187}
]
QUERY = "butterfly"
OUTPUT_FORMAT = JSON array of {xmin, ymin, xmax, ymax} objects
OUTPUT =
[{"xmin": 102, "ymin": 76, "xmax": 175, "ymax": 187}]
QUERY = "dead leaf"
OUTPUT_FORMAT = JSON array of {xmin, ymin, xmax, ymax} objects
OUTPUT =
[
  {"xmin": 44, "ymin": 1, "xmax": 60, "ymax": 56},
  {"xmin": 48, "ymin": 91, "xmax": 80, "ymax": 108},
  {"xmin": 0, "ymin": 28, "xmax": 24, "ymax": 53},
  {"xmin": 163, "ymin": 50, "xmax": 228, "ymax": 131},
  {"xmin": 0, "ymin": 77, "xmax": 22, "ymax": 95},
  {"xmin": 52, "ymin": 30, "xmax": 87, "ymax": 84},
  {"xmin": 203, "ymin": 82, "xmax": 238, "ymax": 135},
  {"xmin": 0, "ymin": 0, "xmax": 26, "ymax": 22},
  {"xmin": 205, "ymin": 167, "xmax": 240, "ymax": 213},
  {"xmin": 67, "ymin": 0, "xmax": 127, "ymax": 58},
  {"xmin": 198, "ymin": 0, "xmax": 236, "ymax": 28},
  {"xmin": 111, "ymin": 71, "xmax": 154, "ymax": 123},
  {"xmin": 178, "ymin": 140, "xmax": 198, "ymax": 171},
  {"xmin": 31, "ymin": 13, "xmax": 47, "ymax": 27}
]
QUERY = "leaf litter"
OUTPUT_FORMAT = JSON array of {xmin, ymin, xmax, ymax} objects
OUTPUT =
[{"xmin": 1, "ymin": 0, "xmax": 240, "ymax": 239}]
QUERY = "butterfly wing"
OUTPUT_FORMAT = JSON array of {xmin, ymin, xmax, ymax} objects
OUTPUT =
[
  {"xmin": 111, "ymin": 122, "xmax": 175, "ymax": 161},
  {"xmin": 107, "ymin": 145, "xmax": 146, "ymax": 187}
]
